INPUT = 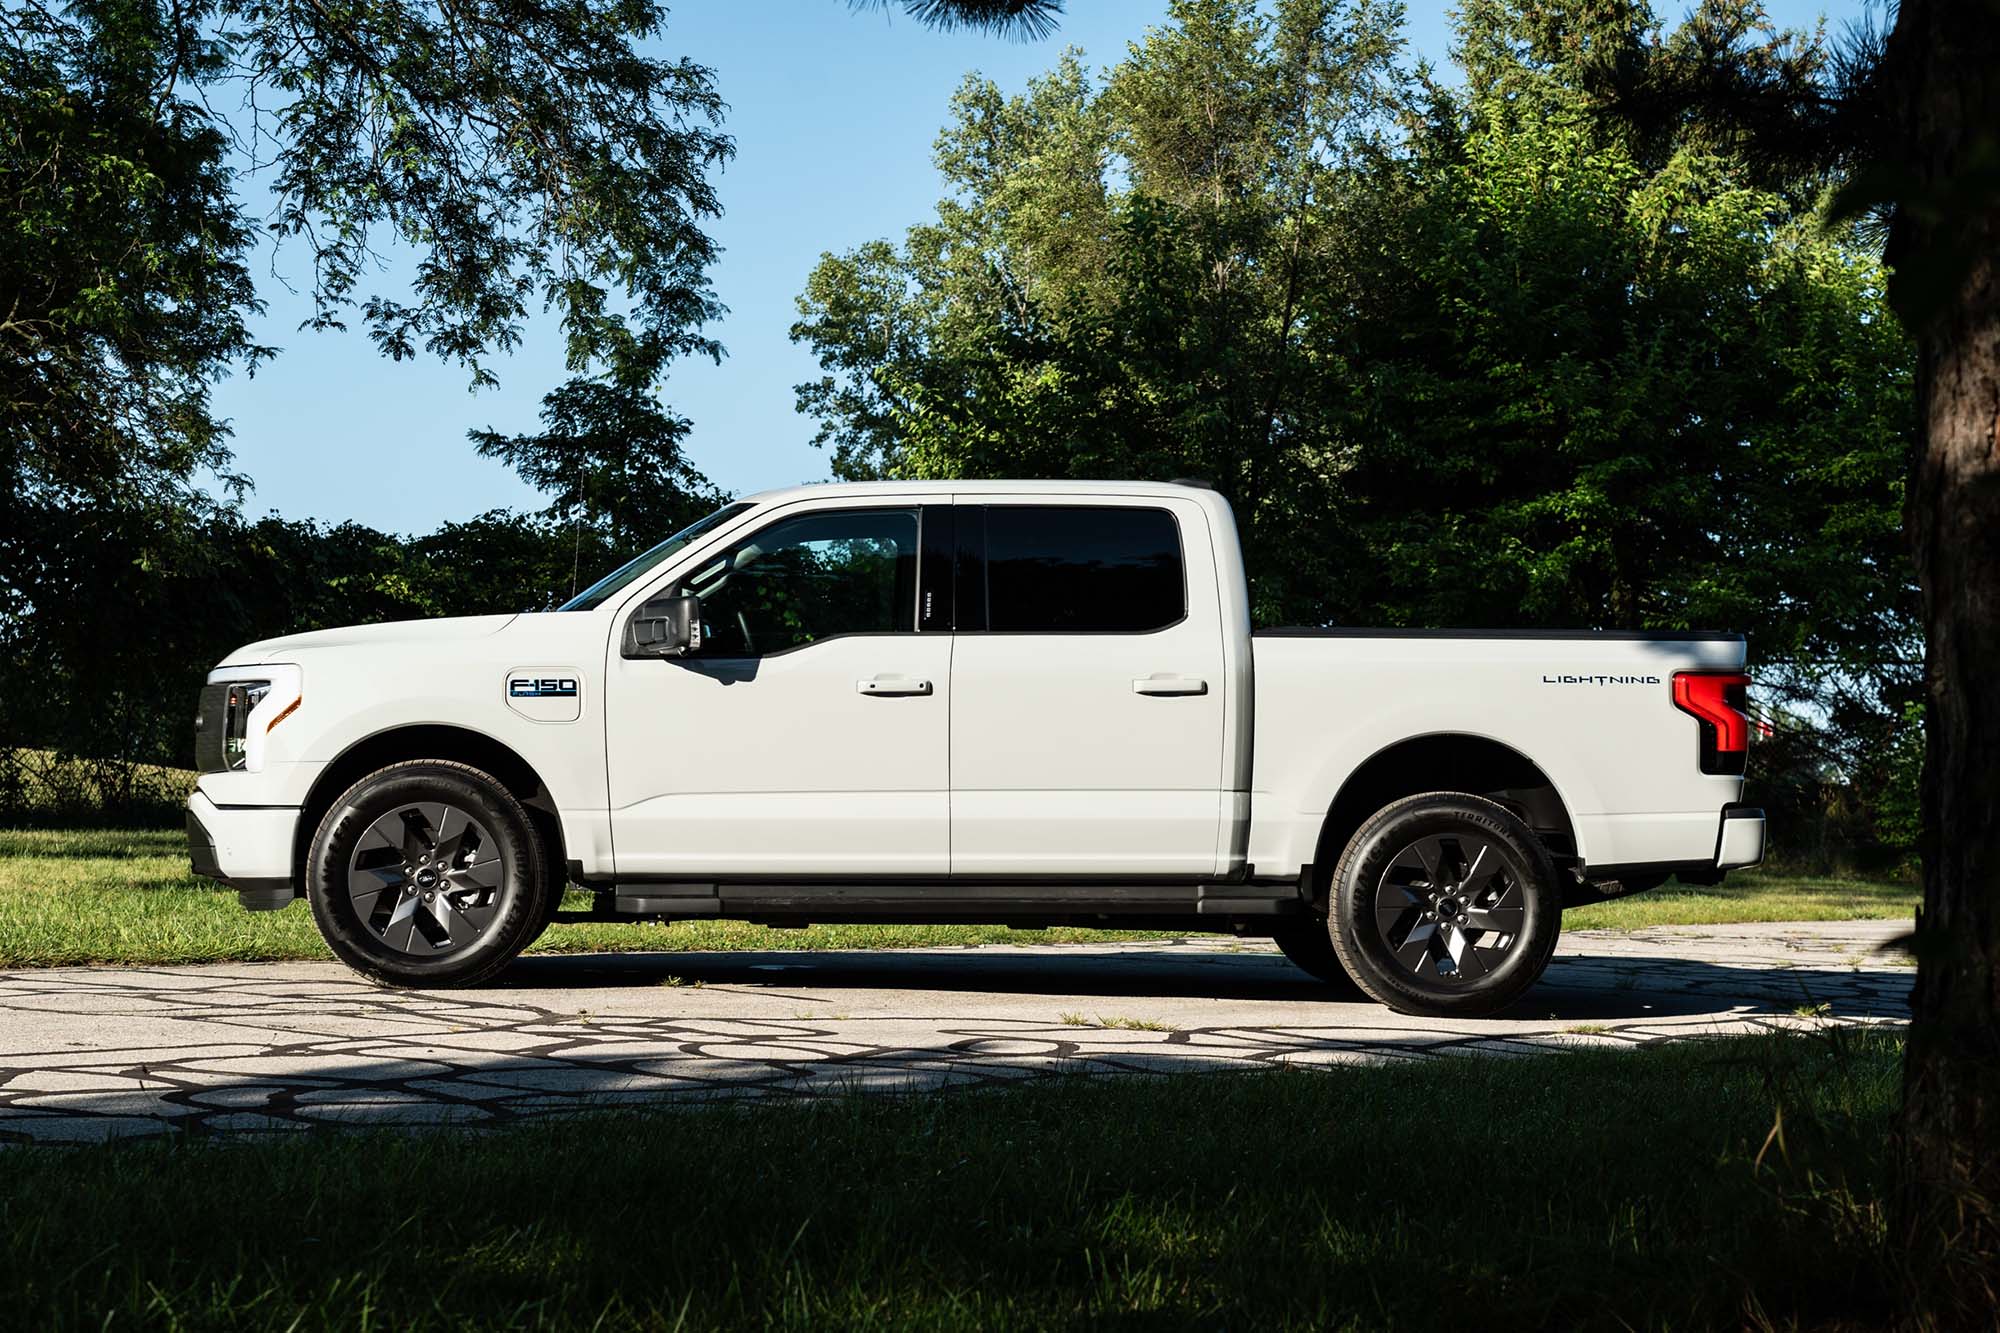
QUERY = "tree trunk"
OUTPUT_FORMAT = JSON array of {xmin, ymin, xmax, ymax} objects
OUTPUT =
[{"xmin": 1889, "ymin": 0, "xmax": 2000, "ymax": 1311}]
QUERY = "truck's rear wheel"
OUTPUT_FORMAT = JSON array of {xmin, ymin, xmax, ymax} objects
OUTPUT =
[
  {"xmin": 1270, "ymin": 921, "xmax": 1362, "ymax": 996},
  {"xmin": 1328, "ymin": 793, "xmax": 1560, "ymax": 1018},
  {"xmin": 306, "ymin": 761, "xmax": 549, "ymax": 988}
]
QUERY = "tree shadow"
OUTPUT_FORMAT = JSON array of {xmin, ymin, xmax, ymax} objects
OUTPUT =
[{"xmin": 491, "ymin": 945, "xmax": 1912, "ymax": 1023}]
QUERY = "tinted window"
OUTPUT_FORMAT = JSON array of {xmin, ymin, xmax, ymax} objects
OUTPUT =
[
  {"xmin": 681, "ymin": 508, "xmax": 917, "ymax": 657},
  {"xmin": 983, "ymin": 506, "xmax": 1184, "ymax": 632}
]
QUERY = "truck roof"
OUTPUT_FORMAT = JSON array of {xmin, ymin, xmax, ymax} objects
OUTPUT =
[{"xmin": 738, "ymin": 478, "xmax": 1220, "ymax": 506}]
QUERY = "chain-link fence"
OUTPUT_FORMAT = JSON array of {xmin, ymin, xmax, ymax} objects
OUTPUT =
[{"xmin": 0, "ymin": 749, "xmax": 195, "ymax": 828}]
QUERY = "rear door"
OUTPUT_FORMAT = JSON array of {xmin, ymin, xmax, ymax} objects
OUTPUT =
[{"xmin": 947, "ymin": 496, "xmax": 1229, "ymax": 876}]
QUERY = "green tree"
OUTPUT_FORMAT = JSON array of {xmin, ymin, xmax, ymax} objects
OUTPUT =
[
  {"xmin": 3, "ymin": 0, "xmax": 730, "ymax": 506},
  {"xmin": 853, "ymin": 0, "xmax": 1064, "ymax": 38},
  {"xmin": 1536, "ymin": 0, "xmax": 1999, "ymax": 1298},
  {"xmin": 1, "ymin": 0, "xmax": 731, "ymax": 771},
  {"xmin": 0, "ymin": 0, "xmax": 1075, "ymax": 812},
  {"xmin": 791, "ymin": 0, "xmax": 1914, "ymax": 716},
  {"xmin": 1339, "ymin": 33, "xmax": 1916, "ymax": 730},
  {"xmin": 795, "ymin": 0, "xmax": 1406, "ymax": 623},
  {"xmin": 1, "ymin": 0, "xmax": 264, "ymax": 518},
  {"xmin": 470, "ymin": 376, "xmax": 725, "ymax": 595}
]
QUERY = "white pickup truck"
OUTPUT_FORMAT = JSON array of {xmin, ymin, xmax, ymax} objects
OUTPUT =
[{"xmin": 187, "ymin": 480, "xmax": 1763, "ymax": 1015}]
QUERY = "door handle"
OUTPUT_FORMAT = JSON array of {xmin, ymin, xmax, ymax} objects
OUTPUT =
[
  {"xmin": 857, "ymin": 675, "xmax": 933, "ymax": 697},
  {"xmin": 1132, "ymin": 674, "xmax": 1208, "ymax": 697}
]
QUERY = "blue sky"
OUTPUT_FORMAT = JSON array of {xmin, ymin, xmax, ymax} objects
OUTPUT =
[{"xmin": 207, "ymin": 0, "xmax": 1865, "ymax": 534}]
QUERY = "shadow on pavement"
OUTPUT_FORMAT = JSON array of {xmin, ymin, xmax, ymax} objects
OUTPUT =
[
  {"xmin": 0, "ymin": 943, "xmax": 1910, "ymax": 1143},
  {"xmin": 491, "ymin": 946, "xmax": 1912, "ymax": 1023}
]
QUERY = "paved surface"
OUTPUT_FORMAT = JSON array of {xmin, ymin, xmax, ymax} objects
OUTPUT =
[{"xmin": 0, "ymin": 921, "xmax": 1911, "ymax": 1143}]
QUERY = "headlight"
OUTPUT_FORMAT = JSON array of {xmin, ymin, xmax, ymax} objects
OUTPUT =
[
  {"xmin": 222, "ymin": 681, "xmax": 271, "ymax": 770},
  {"xmin": 196, "ymin": 666, "xmax": 302, "ymax": 774}
]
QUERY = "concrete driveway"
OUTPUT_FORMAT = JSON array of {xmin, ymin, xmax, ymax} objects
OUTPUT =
[{"xmin": 0, "ymin": 920, "xmax": 1911, "ymax": 1143}]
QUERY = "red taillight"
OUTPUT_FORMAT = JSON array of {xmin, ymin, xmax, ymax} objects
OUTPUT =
[{"xmin": 1672, "ymin": 671, "xmax": 1751, "ymax": 774}]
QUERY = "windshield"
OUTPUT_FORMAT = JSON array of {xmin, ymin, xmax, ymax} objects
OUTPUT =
[{"xmin": 556, "ymin": 503, "xmax": 755, "ymax": 611}]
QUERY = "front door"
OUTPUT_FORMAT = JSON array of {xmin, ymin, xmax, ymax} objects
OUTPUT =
[
  {"xmin": 605, "ymin": 502, "xmax": 953, "ymax": 876},
  {"xmin": 948, "ymin": 497, "xmax": 1230, "ymax": 876}
]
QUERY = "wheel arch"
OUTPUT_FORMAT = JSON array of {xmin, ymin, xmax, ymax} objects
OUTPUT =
[
  {"xmin": 1307, "ymin": 733, "xmax": 1578, "ymax": 908},
  {"xmin": 293, "ymin": 724, "xmax": 567, "ymax": 887}
]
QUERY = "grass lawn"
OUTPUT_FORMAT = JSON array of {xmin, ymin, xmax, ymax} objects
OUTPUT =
[
  {"xmin": 0, "ymin": 827, "xmax": 1918, "ymax": 969},
  {"xmin": 1564, "ymin": 872, "xmax": 1919, "ymax": 929},
  {"xmin": 0, "ymin": 1030, "xmax": 1909, "ymax": 1329},
  {"xmin": 0, "ymin": 828, "xmax": 1173, "ymax": 968}
]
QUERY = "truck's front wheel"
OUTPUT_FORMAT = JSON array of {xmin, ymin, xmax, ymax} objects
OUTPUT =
[
  {"xmin": 305, "ymin": 761, "xmax": 550, "ymax": 988},
  {"xmin": 1328, "ymin": 793, "xmax": 1561, "ymax": 1018}
]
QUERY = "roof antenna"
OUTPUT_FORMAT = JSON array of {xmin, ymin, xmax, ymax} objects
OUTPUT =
[{"xmin": 568, "ymin": 449, "xmax": 586, "ymax": 599}]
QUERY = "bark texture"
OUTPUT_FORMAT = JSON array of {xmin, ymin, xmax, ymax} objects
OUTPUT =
[{"xmin": 1889, "ymin": 0, "xmax": 2000, "ymax": 1310}]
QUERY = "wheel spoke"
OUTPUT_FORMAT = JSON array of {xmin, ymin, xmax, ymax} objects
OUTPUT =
[
  {"xmin": 1435, "ymin": 836, "xmax": 1470, "ymax": 884},
  {"xmin": 456, "ymin": 855, "xmax": 504, "ymax": 891},
  {"xmin": 1375, "ymin": 903, "xmax": 1419, "ymax": 935},
  {"xmin": 397, "ymin": 808, "xmax": 433, "ymax": 864},
  {"xmin": 1444, "ymin": 924, "xmax": 1488, "ymax": 979},
  {"xmin": 414, "ymin": 896, "xmax": 456, "ymax": 949},
  {"xmin": 382, "ymin": 890, "xmax": 418, "ymax": 929},
  {"xmin": 1374, "ymin": 880, "xmax": 1420, "ymax": 929},
  {"xmin": 348, "ymin": 863, "xmax": 404, "ymax": 906},
  {"xmin": 1460, "ymin": 842, "xmax": 1504, "ymax": 895},
  {"xmin": 380, "ymin": 891, "xmax": 422, "ymax": 951},
  {"xmin": 441, "ymin": 894, "xmax": 498, "ymax": 940},
  {"xmin": 1392, "ymin": 921, "xmax": 1437, "ymax": 973},
  {"xmin": 1390, "ymin": 839, "xmax": 1439, "ymax": 885},
  {"xmin": 1466, "ymin": 904, "xmax": 1523, "ymax": 936},
  {"xmin": 433, "ymin": 806, "xmax": 476, "ymax": 867}
]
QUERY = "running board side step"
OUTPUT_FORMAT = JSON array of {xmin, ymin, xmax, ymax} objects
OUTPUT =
[
  {"xmin": 547, "ymin": 876, "xmax": 1309, "ymax": 923},
  {"xmin": 1194, "ymin": 882, "xmax": 1303, "ymax": 915}
]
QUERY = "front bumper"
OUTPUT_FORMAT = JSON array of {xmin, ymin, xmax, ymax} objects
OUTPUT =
[{"xmin": 186, "ymin": 790, "xmax": 301, "ymax": 910}]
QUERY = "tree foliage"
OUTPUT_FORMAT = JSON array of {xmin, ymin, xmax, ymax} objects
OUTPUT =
[
  {"xmin": 796, "ymin": 0, "xmax": 1406, "ymax": 622},
  {"xmin": 1, "ymin": 0, "xmax": 265, "ymax": 515},
  {"xmin": 470, "ymin": 375, "xmax": 725, "ymax": 595},
  {"xmin": 0, "ymin": 0, "xmax": 733, "ymax": 780},
  {"xmin": 2, "ymin": 0, "xmax": 731, "ymax": 498},
  {"xmin": 851, "ymin": 0, "xmax": 1065, "ymax": 40},
  {"xmin": 792, "ymin": 0, "xmax": 1918, "ymax": 845}
]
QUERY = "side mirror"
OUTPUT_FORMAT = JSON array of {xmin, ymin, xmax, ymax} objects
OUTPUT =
[{"xmin": 624, "ymin": 593, "xmax": 702, "ymax": 659}]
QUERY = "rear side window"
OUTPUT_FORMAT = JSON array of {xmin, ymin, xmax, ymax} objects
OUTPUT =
[{"xmin": 982, "ymin": 506, "xmax": 1185, "ymax": 633}]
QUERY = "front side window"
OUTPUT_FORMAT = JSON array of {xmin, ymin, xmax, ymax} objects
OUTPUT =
[
  {"xmin": 983, "ymin": 505, "xmax": 1185, "ymax": 633},
  {"xmin": 681, "ymin": 507, "xmax": 919, "ymax": 657}
]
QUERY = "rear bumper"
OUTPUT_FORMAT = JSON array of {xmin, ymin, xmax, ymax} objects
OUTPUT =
[
  {"xmin": 1715, "ymin": 805, "xmax": 1766, "ymax": 869},
  {"xmin": 1581, "ymin": 805, "xmax": 1765, "ymax": 884},
  {"xmin": 186, "ymin": 790, "xmax": 301, "ymax": 910}
]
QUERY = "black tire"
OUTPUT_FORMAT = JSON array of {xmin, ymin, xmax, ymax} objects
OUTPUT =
[
  {"xmin": 1328, "ymin": 793, "xmax": 1561, "ymax": 1018},
  {"xmin": 306, "ymin": 760, "xmax": 549, "ymax": 988},
  {"xmin": 534, "ymin": 874, "xmax": 570, "ymax": 938},
  {"xmin": 1270, "ymin": 920, "xmax": 1363, "ymax": 996}
]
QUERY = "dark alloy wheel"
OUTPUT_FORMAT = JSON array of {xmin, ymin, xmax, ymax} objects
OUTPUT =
[
  {"xmin": 306, "ymin": 761, "xmax": 549, "ymax": 988},
  {"xmin": 1270, "ymin": 921, "xmax": 1363, "ymax": 996},
  {"xmin": 1328, "ymin": 793, "xmax": 1561, "ymax": 1017}
]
